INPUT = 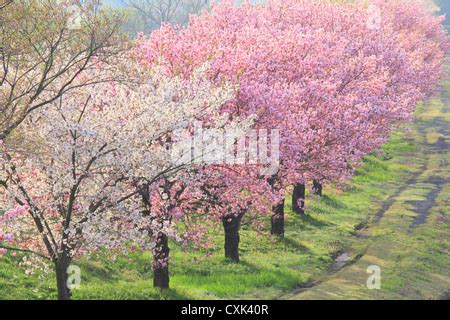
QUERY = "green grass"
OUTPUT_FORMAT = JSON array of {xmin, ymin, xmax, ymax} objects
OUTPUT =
[{"xmin": 1, "ymin": 84, "xmax": 449, "ymax": 300}]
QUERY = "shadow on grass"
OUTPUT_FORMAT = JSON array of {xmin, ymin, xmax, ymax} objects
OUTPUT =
[
  {"xmin": 170, "ymin": 258, "xmax": 304, "ymax": 299},
  {"xmin": 280, "ymin": 237, "xmax": 312, "ymax": 254},
  {"xmin": 319, "ymin": 195, "xmax": 349, "ymax": 210}
]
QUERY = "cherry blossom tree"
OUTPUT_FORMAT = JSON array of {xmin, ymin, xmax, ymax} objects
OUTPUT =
[
  {"xmin": 0, "ymin": 58, "xmax": 234, "ymax": 297},
  {"xmin": 111, "ymin": 62, "xmax": 239, "ymax": 287}
]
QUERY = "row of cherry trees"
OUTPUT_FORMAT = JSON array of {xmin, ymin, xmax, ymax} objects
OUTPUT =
[
  {"xmin": 0, "ymin": 0, "xmax": 448, "ymax": 299},
  {"xmin": 133, "ymin": 0, "xmax": 448, "ymax": 273}
]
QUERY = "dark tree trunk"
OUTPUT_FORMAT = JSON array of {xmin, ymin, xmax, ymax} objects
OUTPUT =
[
  {"xmin": 292, "ymin": 184, "xmax": 306, "ymax": 215},
  {"xmin": 271, "ymin": 198, "xmax": 285, "ymax": 236},
  {"xmin": 222, "ymin": 213, "xmax": 243, "ymax": 262},
  {"xmin": 140, "ymin": 188, "xmax": 170, "ymax": 289},
  {"xmin": 268, "ymin": 174, "xmax": 285, "ymax": 236},
  {"xmin": 153, "ymin": 233, "xmax": 170, "ymax": 289},
  {"xmin": 313, "ymin": 180, "xmax": 323, "ymax": 197},
  {"xmin": 55, "ymin": 255, "xmax": 72, "ymax": 300}
]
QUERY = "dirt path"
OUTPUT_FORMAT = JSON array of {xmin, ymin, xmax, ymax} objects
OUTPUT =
[{"xmin": 283, "ymin": 90, "xmax": 450, "ymax": 300}]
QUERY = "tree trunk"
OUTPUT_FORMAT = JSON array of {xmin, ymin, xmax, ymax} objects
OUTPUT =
[
  {"xmin": 153, "ymin": 233, "xmax": 170, "ymax": 289},
  {"xmin": 271, "ymin": 198, "xmax": 285, "ymax": 236},
  {"xmin": 222, "ymin": 214, "xmax": 243, "ymax": 262},
  {"xmin": 141, "ymin": 189, "xmax": 170, "ymax": 289},
  {"xmin": 292, "ymin": 184, "xmax": 306, "ymax": 215},
  {"xmin": 313, "ymin": 180, "xmax": 323, "ymax": 197},
  {"xmin": 55, "ymin": 255, "xmax": 71, "ymax": 300}
]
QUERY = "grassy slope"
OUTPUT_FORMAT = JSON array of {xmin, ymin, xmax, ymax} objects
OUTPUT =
[
  {"xmin": 1, "ymin": 85, "xmax": 448, "ymax": 300},
  {"xmin": 286, "ymin": 81, "xmax": 450, "ymax": 300}
]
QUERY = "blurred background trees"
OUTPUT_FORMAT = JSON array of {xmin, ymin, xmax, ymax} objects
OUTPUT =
[{"xmin": 103, "ymin": 0, "xmax": 449, "ymax": 37}]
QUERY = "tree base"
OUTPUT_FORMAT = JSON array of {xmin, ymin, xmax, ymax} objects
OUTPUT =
[
  {"xmin": 313, "ymin": 180, "xmax": 323, "ymax": 197},
  {"xmin": 153, "ymin": 266, "xmax": 170, "ymax": 289},
  {"xmin": 271, "ymin": 199, "xmax": 285, "ymax": 236},
  {"xmin": 55, "ymin": 257, "xmax": 71, "ymax": 300},
  {"xmin": 153, "ymin": 233, "xmax": 170, "ymax": 289},
  {"xmin": 292, "ymin": 184, "xmax": 306, "ymax": 215},
  {"xmin": 223, "ymin": 214, "xmax": 243, "ymax": 262}
]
